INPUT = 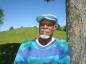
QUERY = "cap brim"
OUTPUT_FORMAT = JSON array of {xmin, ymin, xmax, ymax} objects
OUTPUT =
[{"xmin": 36, "ymin": 16, "xmax": 57, "ymax": 23}]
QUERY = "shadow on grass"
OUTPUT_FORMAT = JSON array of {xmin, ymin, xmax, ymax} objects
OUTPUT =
[{"xmin": 0, "ymin": 43, "xmax": 21, "ymax": 64}]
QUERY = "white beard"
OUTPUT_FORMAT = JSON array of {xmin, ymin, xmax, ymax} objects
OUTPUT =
[{"xmin": 40, "ymin": 35, "xmax": 50, "ymax": 39}]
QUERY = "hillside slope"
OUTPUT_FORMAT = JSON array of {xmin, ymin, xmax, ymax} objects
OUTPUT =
[{"xmin": 0, "ymin": 27, "xmax": 66, "ymax": 44}]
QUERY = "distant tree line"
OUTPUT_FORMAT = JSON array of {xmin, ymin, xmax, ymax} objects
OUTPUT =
[{"xmin": 56, "ymin": 24, "xmax": 66, "ymax": 32}]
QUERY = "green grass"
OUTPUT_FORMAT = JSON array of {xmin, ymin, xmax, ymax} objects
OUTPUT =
[
  {"xmin": 0, "ymin": 27, "xmax": 66, "ymax": 44},
  {"xmin": 53, "ymin": 30, "xmax": 66, "ymax": 40}
]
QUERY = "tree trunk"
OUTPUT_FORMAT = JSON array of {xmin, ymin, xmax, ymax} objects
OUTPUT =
[{"xmin": 66, "ymin": 0, "xmax": 86, "ymax": 64}]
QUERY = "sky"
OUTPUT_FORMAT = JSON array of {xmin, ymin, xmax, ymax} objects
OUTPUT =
[{"xmin": 0, "ymin": 0, "xmax": 66, "ymax": 31}]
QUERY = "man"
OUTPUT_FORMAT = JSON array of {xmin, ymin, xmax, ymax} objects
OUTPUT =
[{"xmin": 14, "ymin": 14, "xmax": 70, "ymax": 64}]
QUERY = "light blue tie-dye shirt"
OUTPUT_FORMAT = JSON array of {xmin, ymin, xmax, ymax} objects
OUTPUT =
[{"xmin": 14, "ymin": 38, "xmax": 70, "ymax": 64}]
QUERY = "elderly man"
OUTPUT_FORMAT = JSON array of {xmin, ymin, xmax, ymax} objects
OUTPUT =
[{"xmin": 14, "ymin": 14, "xmax": 70, "ymax": 64}]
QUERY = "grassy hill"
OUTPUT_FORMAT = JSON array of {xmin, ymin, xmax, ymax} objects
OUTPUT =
[
  {"xmin": 0, "ymin": 27, "xmax": 38, "ymax": 44},
  {"xmin": 0, "ymin": 27, "xmax": 66, "ymax": 44}
]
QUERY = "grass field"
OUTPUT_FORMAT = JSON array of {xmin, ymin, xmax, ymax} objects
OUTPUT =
[
  {"xmin": 0, "ymin": 27, "xmax": 66, "ymax": 44},
  {"xmin": 0, "ymin": 27, "xmax": 66, "ymax": 64}
]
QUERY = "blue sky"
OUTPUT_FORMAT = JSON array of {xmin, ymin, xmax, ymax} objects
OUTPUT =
[{"xmin": 0, "ymin": 0, "xmax": 66, "ymax": 31}]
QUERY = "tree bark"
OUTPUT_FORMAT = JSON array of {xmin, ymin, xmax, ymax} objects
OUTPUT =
[{"xmin": 66, "ymin": 0, "xmax": 86, "ymax": 64}]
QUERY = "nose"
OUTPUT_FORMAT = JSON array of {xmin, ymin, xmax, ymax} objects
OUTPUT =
[{"xmin": 44, "ymin": 24, "xmax": 48, "ymax": 28}]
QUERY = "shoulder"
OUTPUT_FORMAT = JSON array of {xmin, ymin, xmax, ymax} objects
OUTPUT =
[
  {"xmin": 55, "ymin": 39, "xmax": 69, "ymax": 51},
  {"xmin": 22, "ymin": 38, "xmax": 36, "ymax": 44},
  {"xmin": 19, "ymin": 38, "xmax": 36, "ymax": 50},
  {"xmin": 55, "ymin": 39, "xmax": 68, "ymax": 45}
]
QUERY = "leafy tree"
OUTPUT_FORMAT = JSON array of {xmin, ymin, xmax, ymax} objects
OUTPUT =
[
  {"xmin": 56, "ymin": 24, "xmax": 61, "ymax": 31},
  {"xmin": 0, "ymin": 9, "xmax": 4, "ymax": 26},
  {"xmin": 44, "ymin": 0, "xmax": 55, "ymax": 3},
  {"xmin": 9, "ymin": 26, "xmax": 14, "ymax": 30},
  {"xmin": 63, "ymin": 25, "xmax": 66, "ymax": 32}
]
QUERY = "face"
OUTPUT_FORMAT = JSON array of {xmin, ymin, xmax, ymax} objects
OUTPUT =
[{"xmin": 39, "ymin": 19, "xmax": 56, "ymax": 38}]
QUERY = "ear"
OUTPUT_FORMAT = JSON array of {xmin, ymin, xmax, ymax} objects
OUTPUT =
[{"xmin": 53, "ymin": 25, "xmax": 56, "ymax": 30}]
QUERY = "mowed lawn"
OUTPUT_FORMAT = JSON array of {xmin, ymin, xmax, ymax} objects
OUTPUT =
[{"xmin": 0, "ymin": 27, "xmax": 66, "ymax": 44}]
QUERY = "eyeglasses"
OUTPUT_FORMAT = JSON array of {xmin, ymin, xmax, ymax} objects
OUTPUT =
[{"xmin": 39, "ymin": 23, "xmax": 54, "ymax": 26}]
